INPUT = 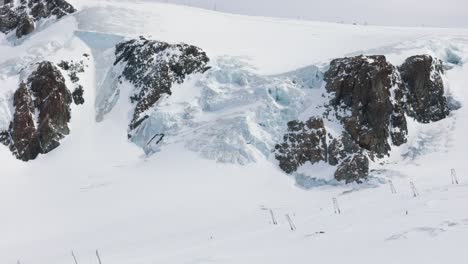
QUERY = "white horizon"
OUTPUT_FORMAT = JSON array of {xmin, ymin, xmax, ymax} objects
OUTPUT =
[{"xmin": 159, "ymin": 0, "xmax": 468, "ymax": 28}]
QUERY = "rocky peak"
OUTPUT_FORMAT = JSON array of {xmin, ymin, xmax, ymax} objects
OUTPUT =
[
  {"xmin": 0, "ymin": 61, "xmax": 72, "ymax": 161},
  {"xmin": 274, "ymin": 117, "xmax": 328, "ymax": 174},
  {"xmin": 113, "ymin": 36, "xmax": 210, "ymax": 137},
  {"xmin": 399, "ymin": 55, "xmax": 450, "ymax": 123},
  {"xmin": 324, "ymin": 55, "xmax": 408, "ymax": 158},
  {"xmin": 0, "ymin": 0, "xmax": 76, "ymax": 38},
  {"xmin": 275, "ymin": 54, "xmax": 452, "ymax": 184}
]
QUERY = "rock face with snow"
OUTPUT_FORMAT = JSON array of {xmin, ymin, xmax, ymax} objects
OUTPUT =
[
  {"xmin": 325, "ymin": 55, "xmax": 408, "ymax": 158},
  {"xmin": 58, "ymin": 58, "xmax": 87, "ymax": 105},
  {"xmin": 399, "ymin": 55, "xmax": 450, "ymax": 123},
  {"xmin": 275, "ymin": 54, "xmax": 452, "ymax": 184},
  {"xmin": 112, "ymin": 36, "xmax": 210, "ymax": 138},
  {"xmin": 334, "ymin": 153, "xmax": 369, "ymax": 183},
  {"xmin": 0, "ymin": 0, "xmax": 76, "ymax": 38},
  {"xmin": 0, "ymin": 61, "xmax": 72, "ymax": 161},
  {"xmin": 15, "ymin": 15, "xmax": 35, "ymax": 37},
  {"xmin": 72, "ymin": 86, "xmax": 85, "ymax": 105},
  {"xmin": 327, "ymin": 132, "xmax": 361, "ymax": 166},
  {"xmin": 275, "ymin": 117, "xmax": 327, "ymax": 173}
]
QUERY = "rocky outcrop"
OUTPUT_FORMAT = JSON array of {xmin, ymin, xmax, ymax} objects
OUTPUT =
[
  {"xmin": 276, "ymin": 54, "xmax": 452, "ymax": 184},
  {"xmin": 274, "ymin": 117, "xmax": 327, "ymax": 173},
  {"xmin": 58, "ymin": 59, "xmax": 86, "ymax": 83},
  {"xmin": 113, "ymin": 36, "xmax": 210, "ymax": 137},
  {"xmin": 324, "ymin": 55, "xmax": 408, "ymax": 158},
  {"xmin": 0, "ymin": 0, "xmax": 76, "ymax": 38},
  {"xmin": 327, "ymin": 132, "xmax": 361, "ymax": 166},
  {"xmin": 0, "ymin": 61, "xmax": 72, "ymax": 161},
  {"xmin": 15, "ymin": 15, "xmax": 35, "ymax": 38},
  {"xmin": 0, "ymin": 4, "xmax": 20, "ymax": 33},
  {"xmin": 334, "ymin": 153, "xmax": 369, "ymax": 184},
  {"xmin": 58, "ymin": 58, "xmax": 87, "ymax": 106},
  {"xmin": 399, "ymin": 55, "xmax": 450, "ymax": 123},
  {"xmin": 275, "ymin": 119, "xmax": 370, "ymax": 183},
  {"xmin": 329, "ymin": 132, "xmax": 368, "ymax": 183},
  {"xmin": 72, "ymin": 85, "xmax": 84, "ymax": 105}
]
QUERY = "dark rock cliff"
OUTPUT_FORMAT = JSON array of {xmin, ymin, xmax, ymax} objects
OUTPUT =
[
  {"xmin": 0, "ymin": 61, "xmax": 72, "ymax": 161},
  {"xmin": 399, "ymin": 55, "xmax": 450, "ymax": 123},
  {"xmin": 113, "ymin": 36, "xmax": 210, "ymax": 138},
  {"xmin": 324, "ymin": 55, "xmax": 408, "ymax": 158},
  {"xmin": 275, "ymin": 54, "xmax": 452, "ymax": 184},
  {"xmin": 0, "ymin": 0, "xmax": 76, "ymax": 38},
  {"xmin": 275, "ymin": 117, "xmax": 328, "ymax": 174}
]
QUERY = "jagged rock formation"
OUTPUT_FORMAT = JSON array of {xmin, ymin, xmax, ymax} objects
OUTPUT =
[
  {"xmin": 58, "ymin": 59, "xmax": 86, "ymax": 83},
  {"xmin": 72, "ymin": 85, "xmax": 84, "ymax": 105},
  {"xmin": 334, "ymin": 153, "xmax": 369, "ymax": 183},
  {"xmin": 0, "ymin": 61, "xmax": 72, "ymax": 161},
  {"xmin": 16, "ymin": 15, "xmax": 35, "ymax": 38},
  {"xmin": 276, "ymin": 54, "xmax": 452, "ymax": 184},
  {"xmin": 399, "ymin": 55, "xmax": 450, "ymax": 123},
  {"xmin": 0, "ymin": 0, "xmax": 76, "ymax": 38},
  {"xmin": 58, "ymin": 58, "xmax": 87, "ymax": 106},
  {"xmin": 113, "ymin": 36, "xmax": 210, "ymax": 137},
  {"xmin": 327, "ymin": 132, "xmax": 361, "ymax": 166},
  {"xmin": 275, "ymin": 117, "xmax": 327, "ymax": 173},
  {"xmin": 325, "ymin": 55, "xmax": 408, "ymax": 158}
]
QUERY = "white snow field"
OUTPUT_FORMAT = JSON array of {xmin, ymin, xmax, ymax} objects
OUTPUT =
[{"xmin": 1, "ymin": 0, "xmax": 468, "ymax": 263}]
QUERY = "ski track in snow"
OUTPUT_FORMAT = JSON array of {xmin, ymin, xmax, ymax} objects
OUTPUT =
[{"xmin": 386, "ymin": 218, "xmax": 468, "ymax": 241}]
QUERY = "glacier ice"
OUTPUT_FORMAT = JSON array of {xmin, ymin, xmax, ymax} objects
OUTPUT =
[{"xmin": 129, "ymin": 57, "xmax": 324, "ymax": 164}]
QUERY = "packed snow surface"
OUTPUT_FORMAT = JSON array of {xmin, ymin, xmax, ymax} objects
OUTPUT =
[{"xmin": 1, "ymin": 0, "xmax": 468, "ymax": 263}]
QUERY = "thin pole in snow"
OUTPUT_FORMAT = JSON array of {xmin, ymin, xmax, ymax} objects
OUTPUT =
[
  {"xmin": 71, "ymin": 251, "xmax": 79, "ymax": 264},
  {"xmin": 410, "ymin": 181, "xmax": 419, "ymax": 197},
  {"xmin": 333, "ymin": 197, "xmax": 341, "ymax": 214},
  {"xmin": 96, "ymin": 250, "xmax": 102, "ymax": 264},
  {"xmin": 269, "ymin": 209, "xmax": 278, "ymax": 225},
  {"xmin": 389, "ymin": 180, "xmax": 397, "ymax": 194},
  {"xmin": 285, "ymin": 214, "xmax": 296, "ymax": 231},
  {"xmin": 451, "ymin": 169, "xmax": 459, "ymax": 185}
]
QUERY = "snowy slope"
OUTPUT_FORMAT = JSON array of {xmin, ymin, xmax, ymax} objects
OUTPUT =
[{"xmin": 1, "ymin": 0, "xmax": 468, "ymax": 263}]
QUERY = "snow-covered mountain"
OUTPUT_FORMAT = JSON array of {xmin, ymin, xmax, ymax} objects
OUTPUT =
[{"xmin": 1, "ymin": 0, "xmax": 468, "ymax": 263}]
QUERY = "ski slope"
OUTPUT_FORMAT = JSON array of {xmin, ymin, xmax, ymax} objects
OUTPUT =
[{"xmin": 1, "ymin": 0, "xmax": 468, "ymax": 263}]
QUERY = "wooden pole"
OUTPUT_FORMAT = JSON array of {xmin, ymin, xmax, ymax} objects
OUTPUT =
[
  {"xmin": 269, "ymin": 209, "xmax": 278, "ymax": 225},
  {"xmin": 389, "ymin": 180, "xmax": 397, "ymax": 194},
  {"xmin": 96, "ymin": 250, "xmax": 102, "ymax": 264},
  {"xmin": 333, "ymin": 198, "xmax": 341, "ymax": 214},
  {"xmin": 71, "ymin": 251, "xmax": 79, "ymax": 264},
  {"xmin": 285, "ymin": 214, "xmax": 296, "ymax": 231},
  {"xmin": 410, "ymin": 181, "xmax": 419, "ymax": 197}
]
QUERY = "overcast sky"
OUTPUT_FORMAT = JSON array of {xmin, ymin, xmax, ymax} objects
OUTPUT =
[{"xmin": 162, "ymin": 0, "xmax": 468, "ymax": 28}]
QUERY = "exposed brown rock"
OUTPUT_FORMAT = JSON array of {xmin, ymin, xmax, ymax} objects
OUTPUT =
[
  {"xmin": 113, "ymin": 36, "xmax": 210, "ymax": 136},
  {"xmin": 16, "ymin": 15, "xmax": 34, "ymax": 38},
  {"xmin": 72, "ymin": 85, "xmax": 85, "ymax": 105},
  {"xmin": 327, "ymin": 132, "xmax": 360, "ymax": 166},
  {"xmin": 399, "ymin": 55, "xmax": 450, "ymax": 123},
  {"xmin": 0, "ymin": 0, "xmax": 75, "ymax": 37},
  {"xmin": 324, "ymin": 55, "xmax": 408, "ymax": 158},
  {"xmin": 274, "ymin": 117, "xmax": 327, "ymax": 174},
  {"xmin": 1, "ymin": 61, "xmax": 72, "ymax": 161},
  {"xmin": 334, "ymin": 153, "xmax": 369, "ymax": 184}
]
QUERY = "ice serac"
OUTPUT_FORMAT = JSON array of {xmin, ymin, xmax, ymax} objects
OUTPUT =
[
  {"xmin": 0, "ymin": 61, "xmax": 72, "ymax": 161},
  {"xmin": 324, "ymin": 55, "xmax": 408, "ymax": 157},
  {"xmin": 275, "ymin": 117, "xmax": 328, "ymax": 174},
  {"xmin": 0, "ymin": 0, "xmax": 76, "ymax": 38},
  {"xmin": 112, "ymin": 36, "xmax": 210, "ymax": 138},
  {"xmin": 399, "ymin": 55, "xmax": 450, "ymax": 123}
]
